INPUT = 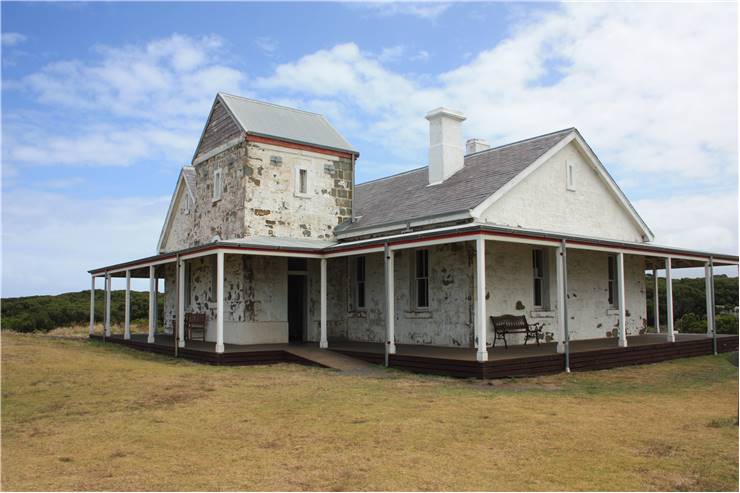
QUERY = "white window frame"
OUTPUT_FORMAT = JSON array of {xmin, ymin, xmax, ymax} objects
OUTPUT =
[
  {"xmin": 184, "ymin": 193, "xmax": 191, "ymax": 215},
  {"xmin": 294, "ymin": 162, "xmax": 310, "ymax": 198},
  {"xmin": 566, "ymin": 160, "xmax": 575, "ymax": 191},
  {"xmin": 413, "ymin": 249, "xmax": 430, "ymax": 310},
  {"xmin": 212, "ymin": 168, "xmax": 223, "ymax": 202}
]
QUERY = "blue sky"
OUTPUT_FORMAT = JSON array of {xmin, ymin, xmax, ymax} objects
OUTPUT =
[{"xmin": 2, "ymin": 1, "xmax": 738, "ymax": 296}]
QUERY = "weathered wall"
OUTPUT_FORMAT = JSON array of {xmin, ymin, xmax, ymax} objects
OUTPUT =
[
  {"xmin": 164, "ymin": 253, "xmax": 289, "ymax": 345},
  {"xmin": 161, "ymin": 184, "xmax": 193, "ymax": 253},
  {"xmin": 242, "ymin": 141, "xmax": 353, "ymax": 239},
  {"xmin": 480, "ymin": 141, "xmax": 647, "ymax": 243},
  {"xmin": 320, "ymin": 240, "xmax": 647, "ymax": 348},
  {"xmin": 190, "ymin": 142, "xmax": 248, "ymax": 246}
]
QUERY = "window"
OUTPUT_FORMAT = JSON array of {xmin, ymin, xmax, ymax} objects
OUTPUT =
[
  {"xmin": 210, "ymin": 256, "xmax": 217, "ymax": 301},
  {"xmin": 532, "ymin": 249, "xmax": 546, "ymax": 308},
  {"xmin": 414, "ymin": 249, "xmax": 430, "ymax": 309},
  {"xmin": 298, "ymin": 168, "xmax": 308, "ymax": 194},
  {"xmin": 184, "ymin": 194, "xmax": 191, "ymax": 215},
  {"xmin": 184, "ymin": 262, "xmax": 191, "ymax": 309},
  {"xmin": 354, "ymin": 256, "xmax": 366, "ymax": 309},
  {"xmin": 532, "ymin": 249, "xmax": 550, "ymax": 309},
  {"xmin": 607, "ymin": 255, "xmax": 618, "ymax": 307},
  {"xmin": 213, "ymin": 168, "xmax": 222, "ymax": 201},
  {"xmin": 566, "ymin": 161, "xmax": 575, "ymax": 191}
]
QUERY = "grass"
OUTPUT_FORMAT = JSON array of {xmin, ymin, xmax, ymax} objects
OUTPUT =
[{"xmin": 1, "ymin": 331, "xmax": 738, "ymax": 491}]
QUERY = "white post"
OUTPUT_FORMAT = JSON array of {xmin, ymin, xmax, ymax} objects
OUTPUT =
[
  {"xmin": 617, "ymin": 252, "xmax": 627, "ymax": 348},
  {"xmin": 653, "ymin": 268, "xmax": 660, "ymax": 333},
  {"xmin": 104, "ymin": 274, "xmax": 112, "ymax": 337},
  {"xmin": 178, "ymin": 259, "xmax": 186, "ymax": 348},
  {"xmin": 705, "ymin": 262, "xmax": 714, "ymax": 338},
  {"xmin": 475, "ymin": 236, "xmax": 488, "ymax": 362},
  {"xmin": 148, "ymin": 265, "xmax": 156, "ymax": 343},
  {"xmin": 124, "ymin": 270, "xmax": 131, "ymax": 340},
  {"xmin": 555, "ymin": 245, "xmax": 566, "ymax": 354},
  {"xmin": 89, "ymin": 276, "xmax": 96, "ymax": 336},
  {"xmin": 665, "ymin": 257, "xmax": 675, "ymax": 343},
  {"xmin": 384, "ymin": 248, "xmax": 396, "ymax": 354},
  {"xmin": 215, "ymin": 251, "xmax": 225, "ymax": 353},
  {"xmin": 319, "ymin": 258, "xmax": 328, "ymax": 349}
]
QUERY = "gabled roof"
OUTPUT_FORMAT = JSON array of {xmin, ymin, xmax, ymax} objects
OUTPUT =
[
  {"xmin": 217, "ymin": 92, "xmax": 357, "ymax": 155},
  {"xmin": 340, "ymin": 128, "xmax": 575, "ymax": 235},
  {"xmin": 157, "ymin": 166, "xmax": 196, "ymax": 253}
]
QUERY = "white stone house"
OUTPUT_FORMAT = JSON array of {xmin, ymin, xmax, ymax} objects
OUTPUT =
[{"xmin": 89, "ymin": 93, "xmax": 737, "ymax": 363}]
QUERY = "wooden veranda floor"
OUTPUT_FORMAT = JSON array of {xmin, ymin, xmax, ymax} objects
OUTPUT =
[{"xmin": 90, "ymin": 333, "xmax": 738, "ymax": 378}]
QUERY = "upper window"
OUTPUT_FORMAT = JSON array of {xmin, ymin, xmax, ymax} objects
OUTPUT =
[
  {"xmin": 354, "ymin": 256, "xmax": 366, "ymax": 309},
  {"xmin": 607, "ymin": 255, "xmax": 618, "ymax": 307},
  {"xmin": 213, "ymin": 168, "xmax": 223, "ymax": 201},
  {"xmin": 294, "ymin": 164, "xmax": 310, "ymax": 197},
  {"xmin": 414, "ymin": 249, "xmax": 430, "ymax": 309},
  {"xmin": 566, "ymin": 161, "xmax": 575, "ymax": 191}
]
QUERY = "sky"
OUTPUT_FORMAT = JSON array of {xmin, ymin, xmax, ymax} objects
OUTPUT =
[{"xmin": 1, "ymin": 1, "xmax": 738, "ymax": 297}]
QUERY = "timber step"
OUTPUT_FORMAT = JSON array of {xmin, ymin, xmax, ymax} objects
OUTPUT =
[{"xmin": 286, "ymin": 345, "xmax": 388, "ymax": 375}]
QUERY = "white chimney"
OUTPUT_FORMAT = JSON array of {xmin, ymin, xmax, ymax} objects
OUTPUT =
[
  {"xmin": 466, "ymin": 138, "xmax": 490, "ymax": 155},
  {"xmin": 425, "ymin": 107, "xmax": 466, "ymax": 185}
]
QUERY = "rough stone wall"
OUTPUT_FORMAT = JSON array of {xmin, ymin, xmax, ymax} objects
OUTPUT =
[
  {"xmin": 480, "ymin": 141, "xmax": 647, "ymax": 243},
  {"xmin": 162, "ymin": 185, "xmax": 193, "ymax": 252},
  {"xmin": 242, "ymin": 141, "xmax": 353, "ymax": 239},
  {"xmin": 190, "ymin": 142, "xmax": 248, "ymax": 245}
]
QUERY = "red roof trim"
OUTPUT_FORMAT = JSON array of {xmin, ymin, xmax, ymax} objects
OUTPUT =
[{"xmin": 246, "ymin": 134, "xmax": 355, "ymax": 159}]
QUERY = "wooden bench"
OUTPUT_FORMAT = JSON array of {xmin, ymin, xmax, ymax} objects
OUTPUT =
[
  {"xmin": 490, "ymin": 315, "xmax": 542, "ymax": 349},
  {"xmin": 186, "ymin": 313, "xmax": 207, "ymax": 342}
]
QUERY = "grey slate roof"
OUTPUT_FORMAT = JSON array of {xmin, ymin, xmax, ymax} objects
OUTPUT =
[
  {"xmin": 181, "ymin": 166, "xmax": 196, "ymax": 196},
  {"xmin": 342, "ymin": 128, "xmax": 575, "ymax": 234},
  {"xmin": 219, "ymin": 93, "xmax": 357, "ymax": 154}
]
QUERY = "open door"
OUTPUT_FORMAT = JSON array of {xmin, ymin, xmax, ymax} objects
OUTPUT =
[{"xmin": 288, "ymin": 274, "xmax": 306, "ymax": 343}]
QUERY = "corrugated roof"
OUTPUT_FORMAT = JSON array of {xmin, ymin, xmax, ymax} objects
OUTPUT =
[
  {"xmin": 219, "ymin": 93, "xmax": 357, "ymax": 154},
  {"xmin": 342, "ymin": 128, "xmax": 575, "ymax": 233},
  {"xmin": 223, "ymin": 236, "xmax": 338, "ymax": 250}
]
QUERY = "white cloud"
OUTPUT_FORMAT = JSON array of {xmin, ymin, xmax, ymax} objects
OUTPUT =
[
  {"xmin": 259, "ymin": 3, "xmax": 737, "ymax": 183},
  {"xmin": 354, "ymin": 2, "xmax": 451, "ymax": 20},
  {"xmin": 377, "ymin": 45, "xmax": 405, "ymax": 63},
  {"xmin": 255, "ymin": 36, "xmax": 279, "ymax": 56},
  {"xmin": 22, "ymin": 34, "xmax": 246, "ymax": 120},
  {"xmin": 411, "ymin": 50, "xmax": 430, "ymax": 62},
  {"xmin": 6, "ymin": 34, "xmax": 248, "ymax": 168},
  {"xmin": 635, "ymin": 191, "xmax": 738, "ymax": 255},
  {"xmin": 1, "ymin": 190, "xmax": 169, "ymax": 297},
  {"xmin": 2, "ymin": 32, "xmax": 27, "ymax": 46}
]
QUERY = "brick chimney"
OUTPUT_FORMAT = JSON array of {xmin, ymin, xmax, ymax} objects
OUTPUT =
[{"xmin": 425, "ymin": 107, "xmax": 466, "ymax": 185}]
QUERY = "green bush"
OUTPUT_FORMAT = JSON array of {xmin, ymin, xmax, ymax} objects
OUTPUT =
[
  {"xmin": 716, "ymin": 314, "xmax": 739, "ymax": 334},
  {"xmin": 1, "ymin": 290, "xmax": 164, "ymax": 333}
]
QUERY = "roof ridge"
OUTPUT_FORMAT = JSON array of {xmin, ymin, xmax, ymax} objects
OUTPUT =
[
  {"xmin": 465, "ymin": 127, "xmax": 576, "ymax": 157},
  {"xmin": 218, "ymin": 92, "xmax": 323, "ymax": 117},
  {"xmin": 356, "ymin": 165, "xmax": 428, "ymax": 187}
]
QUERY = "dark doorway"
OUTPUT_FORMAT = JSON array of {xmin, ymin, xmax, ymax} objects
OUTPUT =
[{"xmin": 288, "ymin": 275, "xmax": 306, "ymax": 343}]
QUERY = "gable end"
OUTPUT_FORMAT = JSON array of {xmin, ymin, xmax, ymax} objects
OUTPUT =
[{"xmin": 193, "ymin": 96, "xmax": 243, "ymax": 162}]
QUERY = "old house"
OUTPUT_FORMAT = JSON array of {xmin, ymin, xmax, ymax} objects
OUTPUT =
[{"xmin": 89, "ymin": 93, "xmax": 738, "ymax": 377}]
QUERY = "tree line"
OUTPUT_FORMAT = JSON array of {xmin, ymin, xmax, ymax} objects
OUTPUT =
[{"xmin": 1, "ymin": 290, "xmax": 164, "ymax": 333}]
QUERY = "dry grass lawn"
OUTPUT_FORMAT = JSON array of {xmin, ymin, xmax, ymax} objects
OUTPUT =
[{"xmin": 1, "ymin": 331, "xmax": 738, "ymax": 491}]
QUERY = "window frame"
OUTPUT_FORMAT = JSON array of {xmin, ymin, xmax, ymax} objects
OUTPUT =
[
  {"xmin": 566, "ymin": 160, "xmax": 575, "ymax": 191},
  {"xmin": 413, "ymin": 249, "xmax": 430, "ymax": 310},
  {"xmin": 212, "ymin": 168, "xmax": 223, "ymax": 202},
  {"xmin": 607, "ymin": 254, "xmax": 618, "ymax": 308},
  {"xmin": 532, "ymin": 248, "xmax": 545, "ymax": 309},
  {"xmin": 354, "ymin": 256, "xmax": 366, "ymax": 310},
  {"xmin": 294, "ymin": 163, "xmax": 311, "ymax": 198}
]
